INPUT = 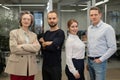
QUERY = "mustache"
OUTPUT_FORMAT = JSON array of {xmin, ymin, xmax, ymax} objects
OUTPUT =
[{"xmin": 49, "ymin": 23, "xmax": 57, "ymax": 27}]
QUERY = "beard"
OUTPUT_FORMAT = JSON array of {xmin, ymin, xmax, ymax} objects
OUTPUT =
[{"xmin": 48, "ymin": 23, "xmax": 57, "ymax": 28}]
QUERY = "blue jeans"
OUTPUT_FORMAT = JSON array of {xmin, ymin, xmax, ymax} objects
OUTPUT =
[{"xmin": 88, "ymin": 58, "xmax": 107, "ymax": 80}]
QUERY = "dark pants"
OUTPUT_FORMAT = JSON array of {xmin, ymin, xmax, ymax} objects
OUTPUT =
[
  {"xmin": 42, "ymin": 66, "xmax": 62, "ymax": 80},
  {"xmin": 10, "ymin": 74, "xmax": 34, "ymax": 80},
  {"xmin": 65, "ymin": 59, "xmax": 85, "ymax": 80}
]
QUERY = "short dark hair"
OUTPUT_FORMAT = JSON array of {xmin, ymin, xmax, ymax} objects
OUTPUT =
[
  {"xmin": 19, "ymin": 11, "xmax": 34, "ymax": 27},
  {"xmin": 90, "ymin": 7, "xmax": 102, "ymax": 14},
  {"xmin": 47, "ymin": 10, "xmax": 58, "ymax": 17}
]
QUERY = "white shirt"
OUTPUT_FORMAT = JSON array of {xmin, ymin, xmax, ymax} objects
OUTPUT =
[
  {"xmin": 65, "ymin": 33, "xmax": 85, "ymax": 75},
  {"xmin": 87, "ymin": 20, "xmax": 117, "ymax": 62}
]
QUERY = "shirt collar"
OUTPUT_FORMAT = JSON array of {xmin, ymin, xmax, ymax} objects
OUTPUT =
[
  {"xmin": 91, "ymin": 20, "xmax": 103, "ymax": 28},
  {"xmin": 20, "ymin": 27, "xmax": 30, "ymax": 34},
  {"xmin": 69, "ymin": 33, "xmax": 78, "ymax": 38}
]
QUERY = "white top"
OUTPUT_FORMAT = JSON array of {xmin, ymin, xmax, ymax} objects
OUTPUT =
[{"xmin": 65, "ymin": 33, "xmax": 85, "ymax": 75}]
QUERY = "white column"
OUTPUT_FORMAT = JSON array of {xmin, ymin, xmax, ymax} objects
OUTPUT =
[
  {"xmin": 104, "ymin": 4, "xmax": 107, "ymax": 23},
  {"xmin": 46, "ymin": 0, "xmax": 53, "ymax": 13},
  {"xmin": 57, "ymin": 3, "xmax": 61, "ymax": 28},
  {"xmin": 87, "ymin": 1, "xmax": 91, "ymax": 27},
  {"xmin": 92, "ymin": 0, "xmax": 96, "ymax": 7}
]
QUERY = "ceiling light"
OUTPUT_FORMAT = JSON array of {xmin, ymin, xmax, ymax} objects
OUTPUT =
[
  {"xmin": 2, "ymin": 5, "xmax": 10, "ymax": 10},
  {"xmin": 81, "ymin": 8, "xmax": 87, "ymax": 11},
  {"xmin": 95, "ymin": 0, "xmax": 109, "ymax": 6},
  {"xmin": 70, "ymin": 4, "xmax": 87, "ymax": 7},
  {"xmin": 60, "ymin": 9, "xmax": 76, "ymax": 12},
  {"xmin": 78, "ymin": 4, "xmax": 87, "ymax": 7},
  {"xmin": 4, "ymin": 4, "xmax": 46, "ymax": 7}
]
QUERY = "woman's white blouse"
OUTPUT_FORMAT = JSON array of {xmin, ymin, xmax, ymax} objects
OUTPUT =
[{"xmin": 65, "ymin": 33, "xmax": 85, "ymax": 75}]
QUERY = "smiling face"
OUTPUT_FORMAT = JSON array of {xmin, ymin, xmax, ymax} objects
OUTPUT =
[
  {"xmin": 69, "ymin": 22, "xmax": 78, "ymax": 35},
  {"xmin": 67, "ymin": 19, "xmax": 78, "ymax": 35},
  {"xmin": 21, "ymin": 14, "xmax": 32, "ymax": 28}
]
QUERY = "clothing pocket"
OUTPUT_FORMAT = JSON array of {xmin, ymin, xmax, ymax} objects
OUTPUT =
[{"xmin": 8, "ymin": 54, "xmax": 19, "ymax": 62}]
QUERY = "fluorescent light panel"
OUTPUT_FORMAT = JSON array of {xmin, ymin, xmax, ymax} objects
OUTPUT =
[
  {"xmin": 60, "ymin": 9, "xmax": 76, "ymax": 12},
  {"xmin": 1, "ymin": 5, "xmax": 10, "ymax": 10},
  {"xmin": 70, "ymin": 4, "xmax": 87, "ymax": 7},
  {"xmin": 4, "ymin": 4, "xmax": 45, "ymax": 7},
  {"xmin": 95, "ymin": 0, "xmax": 109, "ymax": 6},
  {"xmin": 0, "ymin": 4, "xmax": 10, "ymax": 10},
  {"xmin": 81, "ymin": 8, "xmax": 87, "ymax": 11}
]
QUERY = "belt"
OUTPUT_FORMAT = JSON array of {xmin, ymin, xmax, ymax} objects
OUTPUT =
[{"xmin": 88, "ymin": 56, "xmax": 101, "ymax": 60}]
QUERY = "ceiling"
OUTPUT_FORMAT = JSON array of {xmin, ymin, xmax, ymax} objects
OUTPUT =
[
  {"xmin": 0, "ymin": 0, "xmax": 89, "ymax": 4},
  {"xmin": 0, "ymin": 0, "xmax": 120, "ymax": 11},
  {"xmin": 0, "ymin": 0, "xmax": 89, "ymax": 11}
]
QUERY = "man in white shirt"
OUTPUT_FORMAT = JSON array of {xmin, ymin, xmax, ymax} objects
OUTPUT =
[{"xmin": 87, "ymin": 7, "xmax": 117, "ymax": 80}]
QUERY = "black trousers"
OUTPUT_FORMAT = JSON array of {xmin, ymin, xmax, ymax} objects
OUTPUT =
[
  {"xmin": 65, "ymin": 59, "xmax": 85, "ymax": 80},
  {"xmin": 42, "ymin": 66, "xmax": 61, "ymax": 80}
]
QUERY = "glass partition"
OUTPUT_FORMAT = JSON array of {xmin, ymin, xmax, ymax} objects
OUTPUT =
[
  {"xmin": 0, "ymin": 7, "xmax": 19, "ymax": 36},
  {"xmin": 0, "ymin": 6, "xmax": 19, "ymax": 52}
]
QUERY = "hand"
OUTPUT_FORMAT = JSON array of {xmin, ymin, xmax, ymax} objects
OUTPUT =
[
  {"xmin": 94, "ymin": 59, "xmax": 102, "ymax": 63},
  {"xmin": 74, "ymin": 71, "xmax": 80, "ymax": 79},
  {"xmin": 18, "ymin": 45, "xmax": 23, "ymax": 48},
  {"xmin": 32, "ymin": 40, "xmax": 39, "ymax": 45},
  {"xmin": 45, "ymin": 41, "xmax": 52, "ymax": 46},
  {"xmin": 39, "ymin": 38, "xmax": 44, "ymax": 43},
  {"xmin": 42, "ymin": 41, "xmax": 52, "ymax": 48}
]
